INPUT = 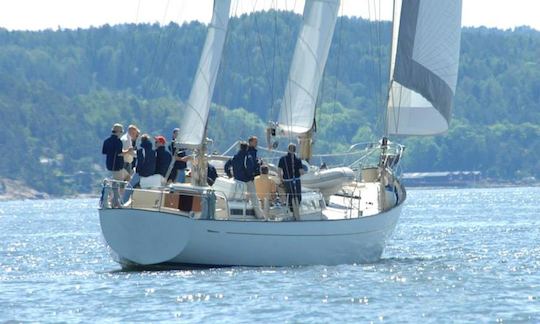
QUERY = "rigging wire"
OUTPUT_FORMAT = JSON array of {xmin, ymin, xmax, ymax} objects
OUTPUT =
[
  {"xmin": 387, "ymin": 0, "xmax": 403, "ymax": 136},
  {"xmin": 385, "ymin": 0, "xmax": 396, "ymax": 136},
  {"xmin": 213, "ymin": 0, "xmax": 236, "ymax": 111},
  {"xmin": 285, "ymin": 0, "xmax": 298, "ymax": 147},
  {"xmin": 269, "ymin": 0, "xmax": 278, "ymax": 121},
  {"xmin": 327, "ymin": 0, "xmax": 346, "ymax": 154},
  {"xmin": 145, "ymin": 0, "xmax": 174, "ymax": 97},
  {"xmin": 377, "ymin": 0, "xmax": 385, "ymax": 138},
  {"xmin": 274, "ymin": 0, "xmax": 297, "ymax": 126},
  {"xmin": 126, "ymin": 0, "xmax": 143, "ymax": 90},
  {"xmin": 151, "ymin": 1, "xmax": 189, "ymax": 101},
  {"xmin": 135, "ymin": 0, "xmax": 142, "ymax": 24},
  {"xmin": 251, "ymin": 0, "xmax": 278, "ymax": 114},
  {"xmin": 367, "ymin": 0, "xmax": 387, "ymax": 138},
  {"xmin": 235, "ymin": 0, "xmax": 257, "ymax": 117}
]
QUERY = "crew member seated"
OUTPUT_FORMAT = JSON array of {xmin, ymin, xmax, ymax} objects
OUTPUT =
[{"xmin": 254, "ymin": 165, "xmax": 277, "ymax": 211}]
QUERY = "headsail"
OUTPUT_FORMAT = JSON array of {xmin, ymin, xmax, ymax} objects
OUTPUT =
[
  {"xmin": 277, "ymin": 0, "xmax": 341, "ymax": 135},
  {"xmin": 177, "ymin": 0, "xmax": 232, "ymax": 147},
  {"xmin": 386, "ymin": 0, "xmax": 462, "ymax": 135}
]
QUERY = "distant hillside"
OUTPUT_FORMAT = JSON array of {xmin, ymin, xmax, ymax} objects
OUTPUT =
[{"xmin": 0, "ymin": 12, "xmax": 539, "ymax": 195}]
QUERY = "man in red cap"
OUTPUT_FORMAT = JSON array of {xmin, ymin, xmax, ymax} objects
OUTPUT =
[{"xmin": 154, "ymin": 135, "xmax": 172, "ymax": 183}]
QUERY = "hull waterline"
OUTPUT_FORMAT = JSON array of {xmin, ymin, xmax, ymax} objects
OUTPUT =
[{"xmin": 98, "ymin": 203, "xmax": 402, "ymax": 267}]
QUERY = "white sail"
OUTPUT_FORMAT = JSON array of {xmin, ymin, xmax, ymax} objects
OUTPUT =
[
  {"xmin": 177, "ymin": 0, "xmax": 231, "ymax": 147},
  {"xmin": 278, "ymin": 0, "xmax": 340, "ymax": 135},
  {"xmin": 387, "ymin": 0, "xmax": 462, "ymax": 135}
]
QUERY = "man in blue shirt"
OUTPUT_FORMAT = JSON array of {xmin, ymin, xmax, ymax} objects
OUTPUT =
[
  {"xmin": 278, "ymin": 143, "xmax": 305, "ymax": 218},
  {"xmin": 102, "ymin": 123, "xmax": 127, "ymax": 207}
]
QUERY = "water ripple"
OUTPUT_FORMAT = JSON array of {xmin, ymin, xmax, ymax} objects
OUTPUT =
[{"xmin": 1, "ymin": 189, "xmax": 539, "ymax": 322}]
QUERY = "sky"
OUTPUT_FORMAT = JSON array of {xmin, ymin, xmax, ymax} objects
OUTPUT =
[{"xmin": 0, "ymin": 0, "xmax": 539, "ymax": 31}]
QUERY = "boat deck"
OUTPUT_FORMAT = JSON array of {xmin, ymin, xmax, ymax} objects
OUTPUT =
[{"xmin": 104, "ymin": 178, "xmax": 394, "ymax": 222}]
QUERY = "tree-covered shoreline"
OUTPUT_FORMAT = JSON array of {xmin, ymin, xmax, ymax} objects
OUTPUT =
[{"xmin": 0, "ymin": 11, "xmax": 538, "ymax": 195}]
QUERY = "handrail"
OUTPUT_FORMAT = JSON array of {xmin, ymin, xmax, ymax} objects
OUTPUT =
[{"xmin": 99, "ymin": 179, "xmax": 231, "ymax": 220}]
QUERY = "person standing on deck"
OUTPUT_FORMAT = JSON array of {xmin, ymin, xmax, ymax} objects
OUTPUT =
[
  {"xmin": 135, "ymin": 134, "xmax": 156, "ymax": 179},
  {"xmin": 102, "ymin": 123, "xmax": 127, "ymax": 207},
  {"xmin": 278, "ymin": 143, "xmax": 305, "ymax": 218},
  {"xmin": 154, "ymin": 135, "xmax": 172, "ymax": 183},
  {"xmin": 123, "ymin": 134, "xmax": 157, "ymax": 203},
  {"xmin": 247, "ymin": 136, "xmax": 262, "ymax": 177},
  {"xmin": 231, "ymin": 142, "xmax": 265, "ymax": 219},
  {"xmin": 168, "ymin": 128, "xmax": 188, "ymax": 183},
  {"xmin": 120, "ymin": 124, "xmax": 139, "ymax": 176}
]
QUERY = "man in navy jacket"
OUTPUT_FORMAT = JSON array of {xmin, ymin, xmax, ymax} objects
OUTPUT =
[
  {"xmin": 230, "ymin": 142, "xmax": 264, "ymax": 219},
  {"xmin": 247, "ymin": 136, "xmax": 261, "ymax": 177},
  {"xmin": 102, "ymin": 123, "xmax": 127, "ymax": 207},
  {"xmin": 278, "ymin": 143, "xmax": 305, "ymax": 218},
  {"xmin": 123, "ymin": 133, "xmax": 158, "ymax": 203},
  {"xmin": 154, "ymin": 135, "xmax": 172, "ymax": 179},
  {"xmin": 136, "ymin": 134, "xmax": 156, "ymax": 177}
]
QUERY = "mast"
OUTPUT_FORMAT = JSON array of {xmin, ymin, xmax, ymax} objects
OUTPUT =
[
  {"xmin": 384, "ymin": 0, "xmax": 398, "ymax": 137},
  {"xmin": 276, "ymin": 0, "xmax": 341, "ymax": 160},
  {"xmin": 175, "ymin": 0, "xmax": 231, "ymax": 186},
  {"xmin": 191, "ymin": 129, "xmax": 209, "ymax": 187}
]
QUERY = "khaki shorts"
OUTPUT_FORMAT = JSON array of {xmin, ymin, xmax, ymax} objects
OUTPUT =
[{"xmin": 111, "ymin": 169, "xmax": 130, "ymax": 181}]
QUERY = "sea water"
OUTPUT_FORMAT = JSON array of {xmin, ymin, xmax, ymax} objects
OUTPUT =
[{"xmin": 1, "ymin": 187, "xmax": 539, "ymax": 322}]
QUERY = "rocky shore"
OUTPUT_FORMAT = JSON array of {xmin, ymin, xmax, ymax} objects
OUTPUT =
[{"xmin": 0, "ymin": 178, "xmax": 49, "ymax": 201}]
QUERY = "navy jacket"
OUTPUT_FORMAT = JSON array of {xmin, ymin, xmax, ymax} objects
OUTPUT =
[
  {"xmin": 247, "ymin": 146, "xmax": 260, "ymax": 176},
  {"xmin": 207, "ymin": 164, "xmax": 218, "ymax": 186},
  {"xmin": 155, "ymin": 146, "xmax": 172, "ymax": 178},
  {"xmin": 102, "ymin": 135, "xmax": 124, "ymax": 171},
  {"xmin": 136, "ymin": 141, "xmax": 156, "ymax": 177},
  {"xmin": 231, "ymin": 150, "xmax": 255, "ymax": 182},
  {"xmin": 224, "ymin": 159, "xmax": 233, "ymax": 178},
  {"xmin": 278, "ymin": 153, "xmax": 303, "ymax": 180},
  {"xmin": 168, "ymin": 142, "xmax": 187, "ymax": 170}
]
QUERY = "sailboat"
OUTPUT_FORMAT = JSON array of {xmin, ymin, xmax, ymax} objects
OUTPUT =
[{"xmin": 98, "ymin": 0, "xmax": 463, "ymax": 268}]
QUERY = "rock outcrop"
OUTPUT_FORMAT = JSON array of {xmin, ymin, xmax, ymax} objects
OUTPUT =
[{"xmin": 0, "ymin": 178, "xmax": 49, "ymax": 201}]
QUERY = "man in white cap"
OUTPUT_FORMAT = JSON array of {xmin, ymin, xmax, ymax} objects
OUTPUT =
[{"xmin": 120, "ymin": 124, "xmax": 140, "ymax": 176}]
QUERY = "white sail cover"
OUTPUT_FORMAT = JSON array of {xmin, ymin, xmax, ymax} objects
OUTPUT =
[
  {"xmin": 177, "ymin": 0, "xmax": 231, "ymax": 147},
  {"xmin": 278, "ymin": 0, "xmax": 340, "ymax": 135},
  {"xmin": 387, "ymin": 0, "xmax": 462, "ymax": 135}
]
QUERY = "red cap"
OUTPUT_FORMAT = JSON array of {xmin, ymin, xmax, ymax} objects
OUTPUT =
[{"xmin": 154, "ymin": 135, "xmax": 166, "ymax": 145}]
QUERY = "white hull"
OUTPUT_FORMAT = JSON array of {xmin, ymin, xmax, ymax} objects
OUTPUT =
[{"xmin": 99, "ymin": 203, "xmax": 402, "ymax": 267}]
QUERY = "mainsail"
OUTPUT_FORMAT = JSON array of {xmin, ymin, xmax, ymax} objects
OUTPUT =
[
  {"xmin": 386, "ymin": 0, "xmax": 462, "ymax": 135},
  {"xmin": 177, "ymin": 0, "xmax": 231, "ymax": 147},
  {"xmin": 277, "ymin": 0, "xmax": 340, "ymax": 135}
]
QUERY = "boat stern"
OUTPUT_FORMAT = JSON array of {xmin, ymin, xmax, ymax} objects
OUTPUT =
[{"xmin": 99, "ymin": 208, "xmax": 192, "ymax": 266}]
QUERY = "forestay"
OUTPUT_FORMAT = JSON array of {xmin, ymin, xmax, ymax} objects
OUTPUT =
[
  {"xmin": 177, "ymin": 0, "xmax": 232, "ymax": 147},
  {"xmin": 387, "ymin": 0, "xmax": 462, "ymax": 135},
  {"xmin": 278, "ymin": 0, "xmax": 340, "ymax": 136}
]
